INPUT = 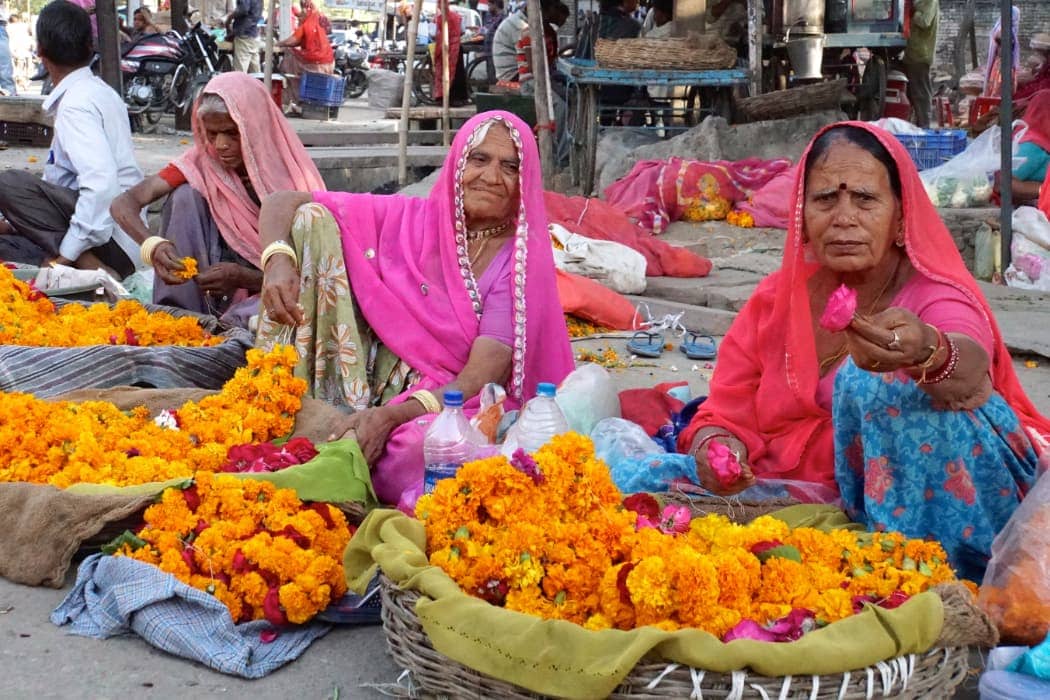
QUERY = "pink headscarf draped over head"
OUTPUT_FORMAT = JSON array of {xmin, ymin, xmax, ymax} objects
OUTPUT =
[
  {"xmin": 174, "ymin": 72, "xmax": 326, "ymax": 267},
  {"xmin": 680, "ymin": 121, "xmax": 1050, "ymax": 487},
  {"xmin": 1018, "ymin": 89, "xmax": 1050, "ymax": 153},
  {"xmin": 313, "ymin": 110, "xmax": 575, "ymax": 402}
]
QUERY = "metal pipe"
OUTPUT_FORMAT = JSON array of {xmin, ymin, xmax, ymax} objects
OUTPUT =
[{"xmin": 999, "ymin": 0, "xmax": 1013, "ymax": 273}]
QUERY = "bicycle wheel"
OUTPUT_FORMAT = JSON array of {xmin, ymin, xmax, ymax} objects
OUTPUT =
[
  {"xmin": 464, "ymin": 53, "xmax": 490, "ymax": 101},
  {"xmin": 412, "ymin": 58, "xmax": 436, "ymax": 105}
]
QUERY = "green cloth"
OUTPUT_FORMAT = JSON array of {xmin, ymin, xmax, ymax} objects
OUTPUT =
[
  {"xmin": 66, "ymin": 439, "xmax": 376, "ymax": 507},
  {"xmin": 904, "ymin": 0, "xmax": 939, "ymax": 65},
  {"xmin": 345, "ymin": 507, "xmax": 945, "ymax": 700},
  {"xmin": 1014, "ymin": 141, "xmax": 1050, "ymax": 182}
]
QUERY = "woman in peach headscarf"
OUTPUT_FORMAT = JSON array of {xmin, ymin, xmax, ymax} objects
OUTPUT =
[{"xmin": 110, "ymin": 72, "xmax": 325, "ymax": 327}]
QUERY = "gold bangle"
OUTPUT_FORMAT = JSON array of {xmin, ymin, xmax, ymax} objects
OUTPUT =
[
  {"xmin": 410, "ymin": 389, "xmax": 441, "ymax": 414},
  {"xmin": 140, "ymin": 236, "xmax": 170, "ymax": 266},
  {"xmin": 260, "ymin": 240, "xmax": 298, "ymax": 270}
]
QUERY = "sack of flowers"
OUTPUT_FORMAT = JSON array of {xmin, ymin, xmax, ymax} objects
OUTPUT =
[
  {"xmin": 0, "ymin": 345, "xmax": 376, "ymax": 588},
  {"xmin": 0, "ymin": 264, "xmax": 252, "ymax": 397},
  {"xmin": 345, "ymin": 434, "xmax": 998, "ymax": 699}
]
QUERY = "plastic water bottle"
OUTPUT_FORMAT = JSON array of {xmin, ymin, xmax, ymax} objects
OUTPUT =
[
  {"xmin": 515, "ymin": 382, "xmax": 570, "ymax": 453},
  {"xmin": 423, "ymin": 390, "xmax": 476, "ymax": 494}
]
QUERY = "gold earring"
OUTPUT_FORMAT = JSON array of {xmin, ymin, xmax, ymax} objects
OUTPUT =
[{"xmin": 895, "ymin": 231, "xmax": 905, "ymax": 247}]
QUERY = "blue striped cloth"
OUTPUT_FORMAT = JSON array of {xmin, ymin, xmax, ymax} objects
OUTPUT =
[{"xmin": 51, "ymin": 554, "xmax": 331, "ymax": 679}]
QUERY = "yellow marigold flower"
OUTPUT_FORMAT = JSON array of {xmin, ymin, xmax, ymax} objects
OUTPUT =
[{"xmin": 174, "ymin": 257, "xmax": 198, "ymax": 280}]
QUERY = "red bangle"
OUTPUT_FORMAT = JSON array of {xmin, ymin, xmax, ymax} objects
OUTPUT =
[{"xmin": 918, "ymin": 334, "xmax": 959, "ymax": 385}]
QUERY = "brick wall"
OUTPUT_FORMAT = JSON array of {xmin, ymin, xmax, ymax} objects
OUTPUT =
[{"xmin": 936, "ymin": 1, "xmax": 1050, "ymax": 72}]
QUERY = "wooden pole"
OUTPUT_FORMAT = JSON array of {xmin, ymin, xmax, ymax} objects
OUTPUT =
[
  {"xmin": 398, "ymin": 0, "xmax": 425, "ymax": 186},
  {"xmin": 440, "ymin": 0, "xmax": 451, "ymax": 146},
  {"xmin": 96, "ymin": 0, "xmax": 122, "ymax": 94},
  {"xmin": 171, "ymin": 0, "xmax": 191, "ymax": 130},
  {"xmin": 999, "ymin": 0, "xmax": 1013, "ymax": 271},
  {"xmin": 526, "ymin": 0, "xmax": 553, "ymax": 186},
  {"xmin": 264, "ymin": 0, "xmax": 276, "ymax": 92},
  {"xmin": 747, "ymin": 0, "xmax": 761, "ymax": 97}
]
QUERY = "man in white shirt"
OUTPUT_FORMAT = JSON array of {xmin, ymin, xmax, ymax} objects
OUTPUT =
[
  {"xmin": 0, "ymin": 1, "xmax": 141, "ymax": 278},
  {"xmin": 491, "ymin": 3, "xmax": 527, "ymax": 82}
]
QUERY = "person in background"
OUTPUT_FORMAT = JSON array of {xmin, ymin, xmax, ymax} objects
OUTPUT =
[
  {"xmin": 0, "ymin": 1, "xmax": 17, "ymax": 96},
  {"xmin": 704, "ymin": 0, "xmax": 746, "ymax": 49},
  {"xmin": 983, "ymin": 6, "xmax": 1020, "ymax": 98},
  {"xmin": 994, "ymin": 89, "xmax": 1050, "ymax": 207},
  {"xmin": 903, "ymin": 0, "xmax": 938, "ymax": 128},
  {"xmin": 482, "ymin": 0, "xmax": 505, "ymax": 83},
  {"xmin": 111, "ymin": 73, "xmax": 326, "ymax": 327},
  {"xmin": 1017, "ymin": 34, "xmax": 1050, "ymax": 102},
  {"xmin": 433, "ymin": 0, "xmax": 469, "ymax": 106},
  {"xmin": 5, "ymin": 9, "xmax": 31, "ymax": 92},
  {"xmin": 0, "ymin": 1, "xmax": 141, "ymax": 278},
  {"xmin": 226, "ymin": 0, "xmax": 262, "ymax": 73},
  {"xmin": 127, "ymin": 6, "xmax": 162, "ymax": 42},
  {"xmin": 641, "ymin": 0, "xmax": 673, "ymax": 38},
  {"xmin": 491, "ymin": 0, "xmax": 527, "ymax": 82},
  {"xmin": 277, "ymin": 0, "xmax": 334, "ymax": 116},
  {"xmin": 598, "ymin": 0, "xmax": 641, "ymax": 40}
]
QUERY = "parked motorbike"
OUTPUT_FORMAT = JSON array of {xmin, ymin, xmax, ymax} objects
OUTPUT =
[{"xmin": 332, "ymin": 32, "xmax": 369, "ymax": 100}]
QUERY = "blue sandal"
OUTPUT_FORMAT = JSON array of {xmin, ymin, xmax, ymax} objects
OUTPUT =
[
  {"xmin": 680, "ymin": 331, "xmax": 717, "ymax": 360},
  {"xmin": 627, "ymin": 330, "xmax": 666, "ymax": 358}
]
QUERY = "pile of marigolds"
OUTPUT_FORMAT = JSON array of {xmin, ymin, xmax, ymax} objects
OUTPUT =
[
  {"xmin": 0, "ymin": 346, "xmax": 307, "ymax": 488},
  {"xmin": 111, "ymin": 472, "xmax": 353, "ymax": 625},
  {"xmin": 416, "ymin": 433, "xmax": 972, "ymax": 640},
  {"xmin": 0, "ymin": 264, "xmax": 222, "ymax": 347}
]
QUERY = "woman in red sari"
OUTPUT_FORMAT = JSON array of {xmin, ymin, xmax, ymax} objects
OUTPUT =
[
  {"xmin": 678, "ymin": 122, "xmax": 1049, "ymax": 579},
  {"xmin": 277, "ymin": 0, "xmax": 335, "ymax": 116}
]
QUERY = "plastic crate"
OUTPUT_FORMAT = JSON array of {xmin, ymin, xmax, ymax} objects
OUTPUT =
[
  {"xmin": 300, "ymin": 101, "xmax": 340, "ymax": 121},
  {"xmin": 894, "ymin": 129, "xmax": 968, "ymax": 171},
  {"xmin": 299, "ymin": 72, "xmax": 346, "ymax": 107},
  {"xmin": 0, "ymin": 120, "xmax": 53, "ymax": 147}
]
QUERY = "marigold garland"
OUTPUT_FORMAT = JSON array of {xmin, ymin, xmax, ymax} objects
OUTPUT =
[
  {"xmin": 416, "ymin": 433, "xmax": 972, "ymax": 638},
  {"xmin": 565, "ymin": 315, "xmax": 610, "ymax": 339},
  {"xmin": 726, "ymin": 210, "xmax": 755, "ymax": 228},
  {"xmin": 0, "ymin": 264, "xmax": 222, "ymax": 347},
  {"xmin": 0, "ymin": 346, "xmax": 307, "ymax": 488},
  {"xmin": 113, "ymin": 472, "xmax": 352, "ymax": 624}
]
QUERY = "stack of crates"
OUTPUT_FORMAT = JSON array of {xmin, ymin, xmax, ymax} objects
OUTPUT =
[
  {"xmin": 893, "ymin": 129, "xmax": 968, "ymax": 171},
  {"xmin": 299, "ymin": 72, "xmax": 346, "ymax": 120}
]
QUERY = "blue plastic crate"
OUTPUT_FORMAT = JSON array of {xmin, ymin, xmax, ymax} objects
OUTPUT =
[
  {"xmin": 299, "ymin": 72, "xmax": 346, "ymax": 107},
  {"xmin": 894, "ymin": 129, "xmax": 968, "ymax": 171}
]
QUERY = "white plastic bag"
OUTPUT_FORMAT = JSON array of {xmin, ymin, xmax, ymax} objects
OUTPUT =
[
  {"xmin": 918, "ymin": 127, "xmax": 1008, "ymax": 208},
  {"xmin": 1004, "ymin": 206, "xmax": 1050, "ymax": 291},
  {"xmin": 549, "ymin": 223, "xmax": 648, "ymax": 295},
  {"xmin": 556, "ymin": 363, "xmax": 621, "ymax": 435}
]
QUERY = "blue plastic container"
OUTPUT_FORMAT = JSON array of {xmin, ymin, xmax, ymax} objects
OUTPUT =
[
  {"xmin": 894, "ymin": 129, "xmax": 968, "ymax": 171},
  {"xmin": 299, "ymin": 72, "xmax": 346, "ymax": 107}
]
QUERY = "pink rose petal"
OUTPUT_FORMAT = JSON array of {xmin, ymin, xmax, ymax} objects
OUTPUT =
[
  {"xmin": 819, "ymin": 283, "xmax": 858, "ymax": 332},
  {"xmin": 707, "ymin": 441, "xmax": 742, "ymax": 488}
]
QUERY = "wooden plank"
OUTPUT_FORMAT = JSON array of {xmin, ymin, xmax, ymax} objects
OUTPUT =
[
  {"xmin": 309, "ymin": 145, "xmax": 449, "ymax": 170},
  {"xmin": 0, "ymin": 97, "xmax": 53, "ymax": 126},
  {"xmin": 384, "ymin": 106, "xmax": 477, "ymax": 120},
  {"xmin": 298, "ymin": 130, "xmax": 454, "ymax": 147}
]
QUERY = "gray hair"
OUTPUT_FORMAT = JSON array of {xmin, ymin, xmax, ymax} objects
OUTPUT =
[{"xmin": 195, "ymin": 93, "xmax": 229, "ymax": 118}]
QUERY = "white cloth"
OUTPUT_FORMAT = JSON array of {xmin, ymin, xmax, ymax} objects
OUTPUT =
[
  {"xmin": 42, "ymin": 67, "xmax": 143, "ymax": 263},
  {"xmin": 491, "ymin": 9, "xmax": 527, "ymax": 82}
]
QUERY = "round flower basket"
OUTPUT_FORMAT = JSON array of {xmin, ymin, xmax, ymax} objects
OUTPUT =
[{"xmin": 379, "ymin": 575, "xmax": 987, "ymax": 699}]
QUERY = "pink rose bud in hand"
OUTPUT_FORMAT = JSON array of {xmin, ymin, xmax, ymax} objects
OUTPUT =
[
  {"xmin": 707, "ymin": 440, "xmax": 742, "ymax": 488},
  {"xmin": 819, "ymin": 283, "xmax": 858, "ymax": 332}
]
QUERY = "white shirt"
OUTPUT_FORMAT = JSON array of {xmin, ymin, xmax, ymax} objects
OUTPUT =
[
  {"xmin": 492, "ymin": 10, "xmax": 527, "ymax": 82},
  {"xmin": 42, "ymin": 67, "xmax": 143, "ymax": 264}
]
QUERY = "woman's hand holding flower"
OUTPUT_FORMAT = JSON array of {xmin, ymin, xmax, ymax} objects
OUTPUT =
[
  {"xmin": 152, "ymin": 242, "xmax": 191, "ymax": 285},
  {"xmin": 844, "ymin": 308, "xmax": 935, "ymax": 373},
  {"xmin": 691, "ymin": 429, "xmax": 755, "ymax": 496}
]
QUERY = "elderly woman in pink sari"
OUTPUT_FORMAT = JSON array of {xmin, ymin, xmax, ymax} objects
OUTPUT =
[
  {"xmin": 256, "ymin": 111, "xmax": 575, "ymax": 506},
  {"xmin": 111, "ymin": 72, "xmax": 326, "ymax": 327}
]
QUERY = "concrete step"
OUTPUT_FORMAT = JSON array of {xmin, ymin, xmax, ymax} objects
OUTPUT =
[
  {"xmin": 299, "ymin": 130, "xmax": 455, "ymax": 147},
  {"xmin": 625, "ymin": 295, "xmax": 738, "ymax": 337},
  {"xmin": 642, "ymin": 269, "xmax": 763, "ymax": 311},
  {"xmin": 308, "ymin": 145, "xmax": 448, "ymax": 170}
]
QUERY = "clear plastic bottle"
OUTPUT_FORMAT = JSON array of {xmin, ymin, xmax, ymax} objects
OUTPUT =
[
  {"xmin": 423, "ymin": 390, "xmax": 476, "ymax": 494},
  {"xmin": 515, "ymin": 382, "xmax": 570, "ymax": 453}
]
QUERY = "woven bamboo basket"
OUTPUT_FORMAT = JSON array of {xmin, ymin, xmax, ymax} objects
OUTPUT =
[
  {"xmin": 663, "ymin": 490, "xmax": 801, "ymax": 523},
  {"xmin": 594, "ymin": 35, "xmax": 737, "ymax": 71},
  {"xmin": 735, "ymin": 79, "xmax": 849, "ymax": 122},
  {"xmin": 380, "ymin": 576, "xmax": 990, "ymax": 699}
]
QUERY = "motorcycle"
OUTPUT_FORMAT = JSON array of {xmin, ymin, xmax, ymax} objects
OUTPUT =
[
  {"xmin": 122, "ymin": 23, "xmax": 224, "ymax": 130},
  {"xmin": 332, "ymin": 32, "xmax": 369, "ymax": 100}
]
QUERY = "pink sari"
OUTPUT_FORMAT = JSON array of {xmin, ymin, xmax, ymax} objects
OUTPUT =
[
  {"xmin": 313, "ymin": 110, "xmax": 575, "ymax": 503},
  {"xmin": 174, "ymin": 73, "xmax": 326, "ymax": 266}
]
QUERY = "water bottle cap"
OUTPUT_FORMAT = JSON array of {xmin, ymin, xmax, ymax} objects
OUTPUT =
[
  {"xmin": 443, "ymin": 390, "xmax": 464, "ymax": 407},
  {"xmin": 536, "ymin": 382, "xmax": 556, "ymax": 397}
]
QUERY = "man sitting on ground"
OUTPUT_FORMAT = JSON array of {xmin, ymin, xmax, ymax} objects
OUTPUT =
[{"xmin": 0, "ymin": 1, "xmax": 142, "ymax": 278}]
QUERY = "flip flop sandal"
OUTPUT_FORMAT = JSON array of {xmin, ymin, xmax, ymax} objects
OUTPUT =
[
  {"xmin": 627, "ymin": 330, "xmax": 666, "ymax": 358},
  {"xmin": 680, "ymin": 331, "xmax": 717, "ymax": 360}
]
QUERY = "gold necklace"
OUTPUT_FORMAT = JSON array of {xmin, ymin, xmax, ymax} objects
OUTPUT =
[
  {"xmin": 465, "ymin": 222, "xmax": 509, "ymax": 241},
  {"xmin": 818, "ymin": 254, "xmax": 904, "ymax": 372},
  {"xmin": 468, "ymin": 237, "xmax": 491, "ymax": 268}
]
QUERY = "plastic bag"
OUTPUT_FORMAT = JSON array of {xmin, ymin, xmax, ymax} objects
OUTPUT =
[
  {"xmin": 980, "ymin": 645, "xmax": 1050, "ymax": 698},
  {"xmin": 556, "ymin": 363, "xmax": 621, "ymax": 436},
  {"xmin": 1010, "ymin": 632, "xmax": 1050, "ymax": 680},
  {"xmin": 1004, "ymin": 206, "xmax": 1050, "ymax": 291},
  {"xmin": 590, "ymin": 417, "xmax": 696, "ymax": 493},
  {"xmin": 550, "ymin": 223, "xmax": 648, "ymax": 295},
  {"xmin": 919, "ymin": 126, "xmax": 1009, "ymax": 208},
  {"xmin": 979, "ymin": 471, "xmax": 1050, "ymax": 646}
]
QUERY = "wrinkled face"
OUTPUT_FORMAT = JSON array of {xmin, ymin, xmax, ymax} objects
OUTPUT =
[
  {"xmin": 200, "ymin": 111, "xmax": 244, "ymax": 173},
  {"xmin": 803, "ymin": 140, "xmax": 902, "ymax": 274},
  {"xmin": 461, "ymin": 122, "xmax": 521, "ymax": 226}
]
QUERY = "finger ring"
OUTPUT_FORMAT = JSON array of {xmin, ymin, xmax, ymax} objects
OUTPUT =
[{"xmin": 887, "ymin": 330, "xmax": 902, "ymax": 351}]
